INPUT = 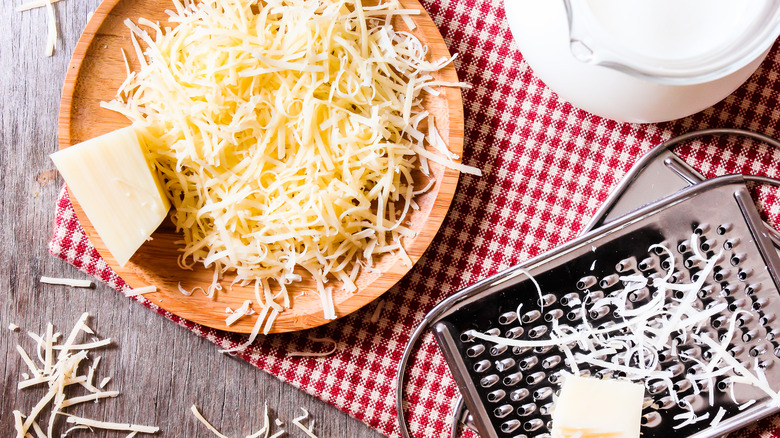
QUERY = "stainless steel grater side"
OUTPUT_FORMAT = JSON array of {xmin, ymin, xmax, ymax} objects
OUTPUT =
[{"xmin": 395, "ymin": 129, "xmax": 780, "ymax": 438}]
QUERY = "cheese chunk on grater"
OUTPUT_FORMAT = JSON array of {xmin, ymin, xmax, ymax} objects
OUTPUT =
[
  {"xmin": 428, "ymin": 175, "xmax": 780, "ymax": 438},
  {"xmin": 551, "ymin": 374, "xmax": 644, "ymax": 438}
]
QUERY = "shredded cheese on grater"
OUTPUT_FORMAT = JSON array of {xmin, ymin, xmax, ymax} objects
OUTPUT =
[
  {"xmin": 102, "ymin": 0, "xmax": 479, "ymax": 332},
  {"xmin": 473, "ymin": 237, "xmax": 780, "ymax": 430}
]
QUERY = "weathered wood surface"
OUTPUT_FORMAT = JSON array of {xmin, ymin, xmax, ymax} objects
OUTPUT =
[{"xmin": 0, "ymin": 3, "xmax": 384, "ymax": 437}]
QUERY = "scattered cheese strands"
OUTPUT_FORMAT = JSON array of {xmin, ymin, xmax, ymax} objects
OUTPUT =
[
  {"xmin": 15, "ymin": 0, "xmax": 65, "ymax": 11},
  {"xmin": 105, "ymin": 0, "xmax": 480, "ymax": 332},
  {"xmin": 369, "ymin": 300, "xmax": 385, "ymax": 323},
  {"xmin": 124, "ymin": 285, "xmax": 157, "ymax": 297},
  {"xmin": 39, "ymin": 276, "xmax": 93, "ymax": 288},
  {"xmin": 292, "ymin": 408, "xmax": 319, "ymax": 438},
  {"xmin": 64, "ymin": 416, "xmax": 159, "ymax": 434},
  {"xmin": 11, "ymin": 314, "xmax": 159, "ymax": 437},
  {"xmin": 225, "ymin": 300, "xmax": 253, "ymax": 326},
  {"xmin": 9, "ymin": 322, "xmax": 19, "ymax": 331},
  {"xmin": 189, "ymin": 405, "xmax": 229, "ymax": 438},
  {"xmin": 473, "ymin": 237, "xmax": 780, "ymax": 430}
]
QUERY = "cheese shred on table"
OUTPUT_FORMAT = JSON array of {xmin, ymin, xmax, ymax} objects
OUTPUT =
[{"xmin": 103, "ymin": 0, "xmax": 478, "ymax": 328}]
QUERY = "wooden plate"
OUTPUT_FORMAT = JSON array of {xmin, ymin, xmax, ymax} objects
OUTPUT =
[{"xmin": 58, "ymin": 0, "xmax": 463, "ymax": 333}]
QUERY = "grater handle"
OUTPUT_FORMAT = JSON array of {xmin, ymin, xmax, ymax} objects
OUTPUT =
[{"xmin": 586, "ymin": 128, "xmax": 780, "ymax": 232}]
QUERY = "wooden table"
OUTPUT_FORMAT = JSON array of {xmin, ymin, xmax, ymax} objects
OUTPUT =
[{"xmin": 0, "ymin": 4, "xmax": 385, "ymax": 437}]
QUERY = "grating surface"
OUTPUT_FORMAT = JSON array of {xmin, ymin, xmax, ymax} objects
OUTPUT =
[{"xmin": 433, "ymin": 179, "xmax": 780, "ymax": 438}]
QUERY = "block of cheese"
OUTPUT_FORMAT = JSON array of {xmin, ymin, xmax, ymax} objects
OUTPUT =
[
  {"xmin": 51, "ymin": 126, "xmax": 170, "ymax": 266},
  {"xmin": 551, "ymin": 374, "xmax": 644, "ymax": 438}
]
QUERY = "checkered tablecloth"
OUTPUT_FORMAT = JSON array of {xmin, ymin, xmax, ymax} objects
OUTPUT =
[{"xmin": 50, "ymin": 0, "xmax": 780, "ymax": 436}]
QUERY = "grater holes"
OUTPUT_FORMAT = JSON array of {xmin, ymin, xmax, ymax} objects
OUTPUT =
[
  {"xmin": 522, "ymin": 418, "xmax": 544, "ymax": 432},
  {"xmin": 746, "ymin": 283, "xmax": 760, "ymax": 296},
  {"xmin": 480, "ymin": 374, "xmax": 499, "ymax": 388},
  {"xmin": 509, "ymin": 387, "xmax": 529, "ymax": 401},
  {"xmin": 506, "ymin": 326, "xmax": 524, "ymax": 339},
  {"xmin": 467, "ymin": 344, "xmax": 485, "ymax": 357},
  {"xmin": 599, "ymin": 274, "xmax": 619, "ymax": 288},
  {"xmin": 490, "ymin": 344, "xmax": 508, "ymax": 356},
  {"xmin": 512, "ymin": 345, "xmax": 531, "ymax": 355},
  {"xmin": 713, "ymin": 267, "xmax": 729, "ymax": 282},
  {"xmin": 474, "ymin": 359, "xmax": 491, "ymax": 373},
  {"xmin": 519, "ymin": 356, "xmax": 538, "ymax": 370},
  {"xmin": 538, "ymin": 294, "xmax": 557, "ymax": 307},
  {"xmin": 534, "ymin": 345, "xmax": 553, "ymax": 354},
  {"xmin": 576, "ymin": 276, "xmax": 597, "ymax": 290},
  {"xmin": 739, "ymin": 269, "xmax": 751, "ymax": 282},
  {"xmin": 517, "ymin": 403, "xmax": 536, "ymax": 416},
  {"xmin": 460, "ymin": 330, "xmax": 475, "ymax": 342},
  {"xmin": 496, "ymin": 358, "xmax": 516, "ymax": 372},
  {"xmin": 539, "ymin": 402, "xmax": 554, "ymax": 416},
  {"xmin": 616, "ymin": 257, "xmax": 635, "ymax": 272},
  {"xmin": 499, "ymin": 419, "xmax": 521, "ymax": 433},
  {"xmin": 700, "ymin": 239, "xmax": 716, "ymax": 252},
  {"xmin": 498, "ymin": 311, "xmax": 518, "ymax": 325},
  {"xmin": 504, "ymin": 372, "xmax": 523, "ymax": 387},
  {"xmin": 542, "ymin": 355, "xmax": 561, "ymax": 369},
  {"xmin": 544, "ymin": 309, "xmax": 564, "ymax": 322},
  {"xmin": 749, "ymin": 345, "xmax": 766, "ymax": 357},
  {"xmin": 629, "ymin": 287, "xmax": 650, "ymax": 302},
  {"xmin": 528, "ymin": 325, "xmax": 548, "ymax": 338},
  {"xmin": 717, "ymin": 223, "xmax": 732, "ymax": 235},
  {"xmin": 589, "ymin": 306, "xmax": 610, "ymax": 320},
  {"xmin": 525, "ymin": 371, "xmax": 545, "ymax": 385},
  {"xmin": 533, "ymin": 386, "xmax": 553, "ymax": 401},
  {"xmin": 547, "ymin": 370, "xmax": 564, "ymax": 384},
  {"xmin": 494, "ymin": 404, "xmax": 513, "ymax": 418},
  {"xmin": 642, "ymin": 411, "xmax": 662, "ymax": 428},
  {"xmin": 730, "ymin": 253, "xmax": 745, "ymax": 266},
  {"xmin": 486, "ymin": 328, "xmax": 501, "ymax": 336},
  {"xmin": 724, "ymin": 237, "xmax": 739, "ymax": 250},
  {"xmin": 559, "ymin": 292, "xmax": 581, "ymax": 307},
  {"xmin": 693, "ymin": 223, "xmax": 710, "ymax": 235},
  {"xmin": 487, "ymin": 389, "xmax": 506, "ymax": 403},
  {"xmin": 638, "ymin": 257, "xmax": 655, "ymax": 271},
  {"xmin": 521, "ymin": 310, "xmax": 541, "ymax": 324}
]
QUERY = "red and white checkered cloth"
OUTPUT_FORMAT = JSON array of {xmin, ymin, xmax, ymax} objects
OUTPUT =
[{"xmin": 50, "ymin": 1, "xmax": 780, "ymax": 436}]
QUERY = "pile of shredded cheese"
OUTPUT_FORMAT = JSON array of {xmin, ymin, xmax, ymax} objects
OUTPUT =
[
  {"xmin": 12, "ymin": 313, "xmax": 159, "ymax": 437},
  {"xmin": 103, "ymin": 0, "xmax": 478, "ymax": 335},
  {"xmin": 472, "ymin": 235, "xmax": 780, "ymax": 430}
]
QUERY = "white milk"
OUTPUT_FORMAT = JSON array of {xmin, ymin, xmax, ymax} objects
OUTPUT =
[{"xmin": 585, "ymin": 0, "xmax": 762, "ymax": 60}]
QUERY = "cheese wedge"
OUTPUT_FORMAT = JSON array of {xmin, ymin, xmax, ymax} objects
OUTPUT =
[
  {"xmin": 551, "ymin": 374, "xmax": 644, "ymax": 438},
  {"xmin": 51, "ymin": 127, "xmax": 170, "ymax": 266}
]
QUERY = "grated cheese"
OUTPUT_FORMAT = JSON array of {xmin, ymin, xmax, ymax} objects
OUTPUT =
[
  {"xmin": 124, "ymin": 285, "xmax": 157, "ymax": 297},
  {"xmin": 12, "ymin": 313, "xmax": 158, "ymax": 437},
  {"xmin": 225, "ymin": 300, "xmax": 253, "ymax": 326},
  {"xmin": 10, "ymin": 322, "xmax": 19, "ymax": 331},
  {"xmin": 190, "ymin": 405, "xmax": 229, "ymax": 438},
  {"xmin": 104, "ymin": 0, "xmax": 480, "ymax": 335},
  {"xmin": 369, "ymin": 300, "xmax": 385, "ymax": 323},
  {"xmin": 39, "ymin": 276, "xmax": 93, "ymax": 288},
  {"xmin": 475, "ymin": 238, "xmax": 780, "ymax": 427},
  {"xmin": 292, "ymin": 408, "xmax": 319, "ymax": 438}
]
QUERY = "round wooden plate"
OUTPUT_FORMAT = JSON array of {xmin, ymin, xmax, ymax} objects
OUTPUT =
[{"xmin": 58, "ymin": 0, "xmax": 464, "ymax": 333}]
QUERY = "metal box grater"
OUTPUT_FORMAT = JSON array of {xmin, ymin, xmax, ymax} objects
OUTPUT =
[{"xmin": 429, "ymin": 174, "xmax": 780, "ymax": 438}]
